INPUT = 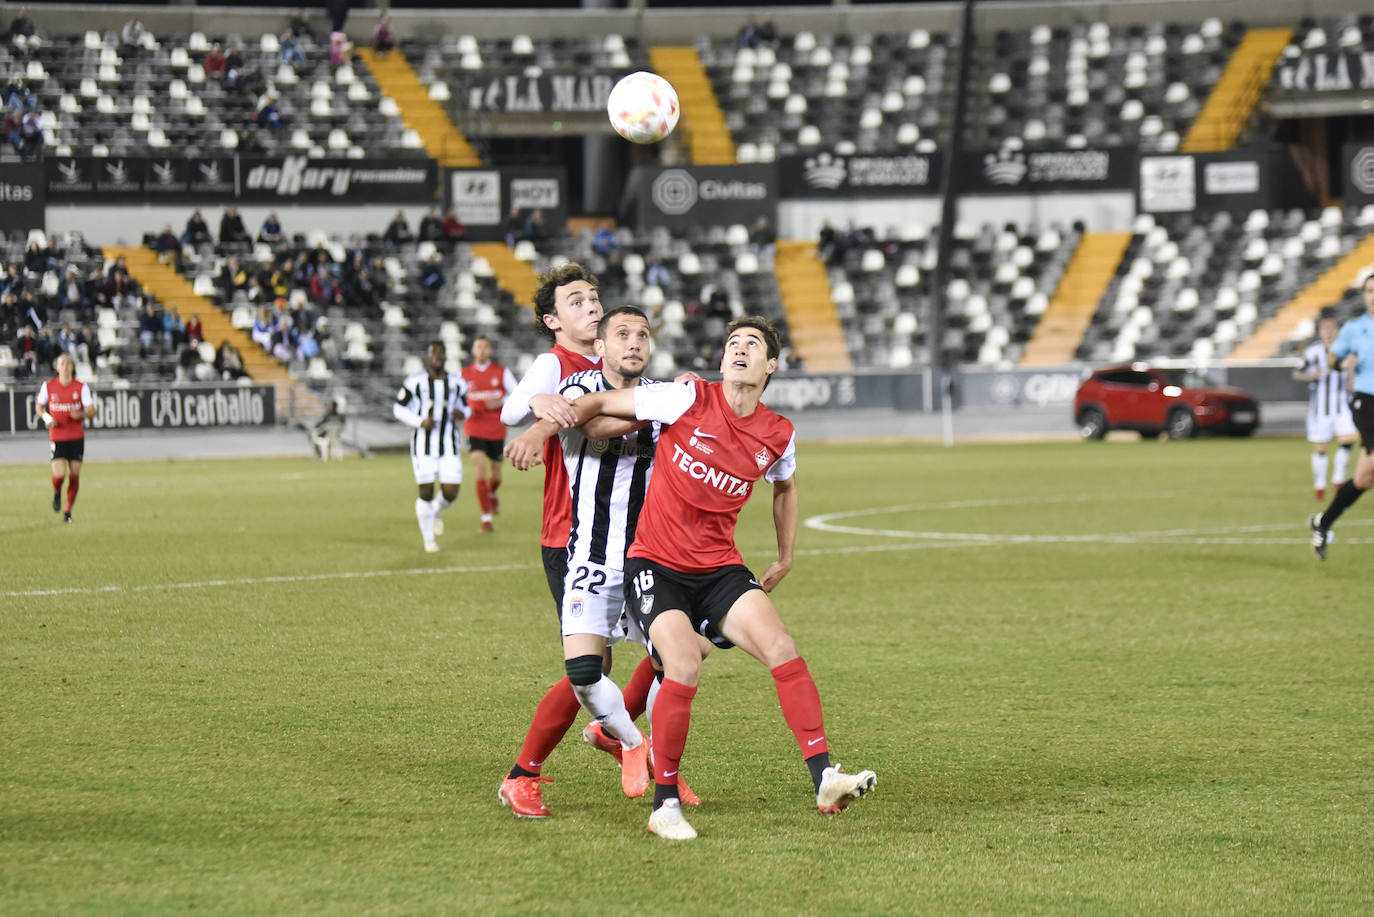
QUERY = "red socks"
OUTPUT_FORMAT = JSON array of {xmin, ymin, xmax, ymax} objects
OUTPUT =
[
  {"xmin": 52, "ymin": 475, "xmax": 63, "ymax": 494},
  {"xmin": 513, "ymin": 677, "xmax": 580, "ymax": 774},
  {"xmin": 650, "ymin": 678, "xmax": 696, "ymax": 788},
  {"xmin": 623, "ymin": 655, "xmax": 657, "ymax": 721},
  {"xmin": 771, "ymin": 657, "xmax": 828, "ymax": 758},
  {"xmin": 64, "ymin": 474, "xmax": 79, "ymax": 511},
  {"xmin": 475, "ymin": 479, "xmax": 491, "ymax": 515}
]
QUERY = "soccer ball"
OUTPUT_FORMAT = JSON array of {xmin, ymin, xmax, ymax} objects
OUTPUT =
[{"xmin": 607, "ymin": 71, "xmax": 680, "ymax": 144}]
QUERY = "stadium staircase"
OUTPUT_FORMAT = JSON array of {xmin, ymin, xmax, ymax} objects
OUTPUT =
[
  {"xmin": 104, "ymin": 246, "xmax": 290, "ymax": 383},
  {"xmin": 1183, "ymin": 28, "xmax": 1292, "ymax": 152},
  {"xmin": 1019, "ymin": 232, "xmax": 1133, "ymax": 366},
  {"xmin": 1228, "ymin": 232, "xmax": 1374, "ymax": 360},
  {"xmin": 356, "ymin": 48, "xmax": 482, "ymax": 167},
  {"xmin": 774, "ymin": 240, "xmax": 852, "ymax": 372},
  {"xmin": 470, "ymin": 242, "xmax": 538, "ymax": 310},
  {"xmin": 647, "ymin": 47, "xmax": 736, "ymax": 165}
]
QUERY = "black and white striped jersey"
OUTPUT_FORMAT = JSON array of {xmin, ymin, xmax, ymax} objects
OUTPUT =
[
  {"xmin": 394, "ymin": 370, "xmax": 470, "ymax": 459},
  {"xmin": 557, "ymin": 369, "xmax": 658, "ymax": 569},
  {"xmin": 1301, "ymin": 342, "xmax": 1352, "ymax": 422}
]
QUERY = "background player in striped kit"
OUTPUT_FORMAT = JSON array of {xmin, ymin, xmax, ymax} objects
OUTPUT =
[
  {"xmin": 461, "ymin": 335, "xmax": 517, "ymax": 533},
  {"xmin": 393, "ymin": 340, "xmax": 469, "ymax": 553},
  {"xmin": 1294, "ymin": 313, "xmax": 1356, "ymax": 501},
  {"xmin": 500, "ymin": 306, "xmax": 666, "ymax": 816},
  {"xmin": 34, "ymin": 352, "xmax": 98, "ymax": 523}
]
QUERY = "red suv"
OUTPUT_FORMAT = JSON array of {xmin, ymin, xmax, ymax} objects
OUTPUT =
[{"xmin": 1073, "ymin": 365, "xmax": 1260, "ymax": 440}]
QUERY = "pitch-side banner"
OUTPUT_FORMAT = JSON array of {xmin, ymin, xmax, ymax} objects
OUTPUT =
[
  {"xmin": 1139, "ymin": 149, "xmax": 1314, "ymax": 214},
  {"xmin": 778, "ymin": 151, "xmax": 942, "ymax": 198},
  {"xmin": 1, "ymin": 384, "xmax": 277, "ymax": 434},
  {"xmin": 46, "ymin": 155, "xmax": 438, "ymax": 203},
  {"xmin": 0, "ymin": 161, "xmax": 44, "ymax": 231},
  {"xmin": 957, "ymin": 147, "xmax": 1136, "ymax": 195},
  {"xmin": 629, "ymin": 164, "xmax": 778, "ymax": 228}
]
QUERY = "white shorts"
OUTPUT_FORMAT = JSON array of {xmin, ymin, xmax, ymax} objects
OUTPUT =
[
  {"xmin": 560, "ymin": 562, "xmax": 647, "ymax": 647},
  {"xmin": 411, "ymin": 453, "xmax": 463, "ymax": 485},
  {"xmin": 1306, "ymin": 412, "xmax": 1356, "ymax": 444}
]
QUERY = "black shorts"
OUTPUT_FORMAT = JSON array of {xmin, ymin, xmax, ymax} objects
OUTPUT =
[
  {"xmin": 623, "ymin": 557, "xmax": 756, "ymax": 651},
  {"xmin": 49, "ymin": 439, "xmax": 85, "ymax": 463},
  {"xmin": 542, "ymin": 543, "xmax": 568, "ymax": 614},
  {"xmin": 468, "ymin": 436, "xmax": 505, "ymax": 462},
  {"xmin": 1352, "ymin": 393, "xmax": 1374, "ymax": 454}
]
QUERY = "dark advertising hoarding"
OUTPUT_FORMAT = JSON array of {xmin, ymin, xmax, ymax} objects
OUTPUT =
[
  {"xmin": 446, "ymin": 166, "xmax": 568, "ymax": 243},
  {"xmin": 628, "ymin": 164, "xmax": 777, "ymax": 228},
  {"xmin": 0, "ymin": 160, "xmax": 44, "ymax": 231},
  {"xmin": 1138, "ymin": 149, "xmax": 1314, "ymax": 214},
  {"xmin": 46, "ymin": 156, "xmax": 438, "ymax": 203},
  {"xmin": 1, "ymin": 384, "xmax": 276, "ymax": 434}
]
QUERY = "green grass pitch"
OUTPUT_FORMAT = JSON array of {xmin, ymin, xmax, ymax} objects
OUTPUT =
[{"xmin": 2, "ymin": 437, "xmax": 1372, "ymax": 915}]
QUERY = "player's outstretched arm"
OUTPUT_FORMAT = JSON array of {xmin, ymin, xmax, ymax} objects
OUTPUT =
[
  {"xmin": 758, "ymin": 475, "xmax": 797, "ymax": 593},
  {"xmin": 568, "ymin": 387, "xmax": 639, "ymax": 426},
  {"xmin": 504, "ymin": 419, "xmax": 560, "ymax": 470}
]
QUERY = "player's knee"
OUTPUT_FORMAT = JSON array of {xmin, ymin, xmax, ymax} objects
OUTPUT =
[{"xmin": 565, "ymin": 654, "xmax": 603, "ymax": 687}]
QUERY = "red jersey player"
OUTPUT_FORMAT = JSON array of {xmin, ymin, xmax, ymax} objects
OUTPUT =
[
  {"xmin": 35, "ymin": 353, "xmax": 99, "ymax": 523},
  {"xmin": 545, "ymin": 316, "xmax": 877, "ymax": 840},
  {"xmin": 460, "ymin": 335, "xmax": 517, "ymax": 532}
]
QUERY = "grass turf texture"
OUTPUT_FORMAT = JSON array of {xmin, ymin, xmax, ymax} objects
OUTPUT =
[{"xmin": 2, "ymin": 438, "xmax": 1371, "ymax": 915}]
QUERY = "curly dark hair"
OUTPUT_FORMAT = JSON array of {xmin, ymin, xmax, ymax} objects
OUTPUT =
[
  {"xmin": 725, "ymin": 315, "xmax": 781, "ymax": 361},
  {"xmin": 532, "ymin": 262, "xmax": 599, "ymax": 343}
]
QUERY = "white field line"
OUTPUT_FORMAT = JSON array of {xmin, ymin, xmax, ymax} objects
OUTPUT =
[{"xmin": 9, "ymin": 500, "xmax": 1365, "ymax": 599}]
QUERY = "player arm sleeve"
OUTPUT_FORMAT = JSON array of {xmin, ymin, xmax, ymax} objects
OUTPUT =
[
  {"xmin": 632, "ymin": 381, "xmax": 698, "ymax": 424},
  {"xmin": 1331, "ymin": 328, "xmax": 1353, "ymax": 363},
  {"xmin": 501, "ymin": 367, "xmax": 518, "ymax": 396},
  {"xmin": 392, "ymin": 384, "xmax": 423, "ymax": 428},
  {"xmin": 454, "ymin": 380, "xmax": 471, "ymax": 419},
  {"xmin": 80, "ymin": 384, "xmax": 98, "ymax": 417},
  {"xmin": 763, "ymin": 434, "xmax": 798, "ymax": 484},
  {"xmin": 501, "ymin": 353, "xmax": 561, "ymax": 426}
]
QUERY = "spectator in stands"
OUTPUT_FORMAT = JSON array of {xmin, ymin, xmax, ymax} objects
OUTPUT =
[
  {"xmin": 503, "ymin": 206, "xmax": 524, "ymax": 247},
  {"xmin": 104, "ymin": 255, "xmax": 133, "ymax": 305},
  {"xmin": 372, "ymin": 14, "xmax": 396, "ymax": 57},
  {"xmin": 287, "ymin": 8, "xmax": 316, "ymax": 42},
  {"xmin": 601, "ymin": 248, "xmax": 625, "ymax": 287},
  {"xmin": 23, "ymin": 237, "xmax": 51, "ymax": 273},
  {"xmin": 77, "ymin": 325, "xmax": 99, "ymax": 366},
  {"xmin": 19, "ymin": 108, "xmax": 39, "ymax": 157},
  {"xmin": 176, "ymin": 339, "xmax": 202, "ymax": 381},
  {"xmin": 329, "ymin": 32, "xmax": 353, "ymax": 69},
  {"xmin": 57, "ymin": 265, "xmax": 91, "ymax": 322},
  {"xmin": 255, "ymin": 92, "xmax": 282, "ymax": 131},
  {"xmin": 316, "ymin": 317, "xmax": 340, "ymax": 367},
  {"xmin": 218, "ymin": 255, "xmax": 246, "ymax": 298},
  {"xmin": 592, "ymin": 225, "xmax": 618, "ymax": 257},
  {"xmin": 644, "ymin": 254, "xmax": 670, "ymax": 288},
  {"xmin": 20, "ymin": 289, "xmax": 44, "ymax": 330},
  {"xmin": 418, "ymin": 206, "xmax": 443, "ymax": 242},
  {"xmin": 203, "ymin": 43, "xmax": 228, "ymax": 79},
  {"xmin": 154, "ymin": 225, "xmax": 182, "ymax": 272},
  {"xmin": 326, "ymin": 0, "xmax": 350, "ymax": 34},
  {"xmin": 271, "ymin": 316, "xmax": 298, "ymax": 363},
  {"xmin": 383, "ymin": 210, "xmax": 413, "ymax": 246},
  {"xmin": 0, "ymin": 290, "xmax": 15, "ymax": 338},
  {"xmin": 224, "ymin": 42, "xmax": 253, "ymax": 92},
  {"xmin": 139, "ymin": 301, "xmax": 163, "ymax": 354},
  {"xmin": 215, "ymin": 340, "xmax": 246, "ymax": 379},
  {"xmin": 737, "ymin": 18, "xmax": 776, "ymax": 49},
  {"xmin": 705, "ymin": 287, "xmax": 732, "ymax": 324},
  {"xmin": 440, "ymin": 209, "xmax": 466, "ymax": 249},
  {"xmin": 523, "ymin": 209, "xmax": 547, "ymax": 243},
  {"xmin": 219, "ymin": 208, "xmax": 249, "ymax": 247},
  {"xmin": 8, "ymin": 8, "xmax": 35, "ymax": 46},
  {"xmin": 2, "ymin": 263, "xmax": 24, "ymax": 298},
  {"xmin": 258, "ymin": 211, "xmax": 285, "ymax": 246},
  {"xmin": 183, "ymin": 209, "xmax": 213, "ymax": 248},
  {"xmin": 4, "ymin": 108, "xmax": 21, "ymax": 153},
  {"xmin": 310, "ymin": 264, "xmax": 343, "ymax": 306},
  {"xmin": 237, "ymin": 128, "xmax": 265, "ymax": 154},
  {"xmin": 2, "ymin": 75, "xmax": 32, "ymax": 111},
  {"xmin": 164, "ymin": 307, "xmax": 187, "ymax": 349},
  {"xmin": 56, "ymin": 322, "xmax": 77, "ymax": 355},
  {"xmin": 14, "ymin": 324, "xmax": 36, "ymax": 378},
  {"xmin": 185, "ymin": 312, "xmax": 204, "ymax": 345},
  {"xmin": 251, "ymin": 306, "xmax": 277, "ymax": 351},
  {"xmin": 280, "ymin": 30, "xmax": 307, "ymax": 66},
  {"xmin": 750, "ymin": 215, "xmax": 775, "ymax": 250},
  {"xmin": 818, "ymin": 220, "xmax": 837, "ymax": 264},
  {"xmin": 419, "ymin": 252, "xmax": 445, "ymax": 297}
]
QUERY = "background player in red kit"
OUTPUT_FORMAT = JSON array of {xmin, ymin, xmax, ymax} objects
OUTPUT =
[
  {"xmin": 35, "ymin": 352, "xmax": 98, "ymax": 523},
  {"xmin": 549, "ymin": 316, "xmax": 876, "ymax": 840},
  {"xmin": 461, "ymin": 335, "xmax": 517, "ymax": 532}
]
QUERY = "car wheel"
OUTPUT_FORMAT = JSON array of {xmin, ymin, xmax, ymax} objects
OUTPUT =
[
  {"xmin": 1167, "ymin": 408, "xmax": 1196, "ymax": 439},
  {"xmin": 1078, "ymin": 407, "xmax": 1107, "ymax": 440}
]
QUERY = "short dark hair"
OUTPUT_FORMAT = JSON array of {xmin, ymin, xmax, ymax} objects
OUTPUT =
[
  {"xmin": 597, "ymin": 305, "xmax": 649, "ymax": 340},
  {"xmin": 725, "ymin": 315, "xmax": 781, "ymax": 361},
  {"xmin": 533, "ymin": 262, "xmax": 598, "ymax": 342}
]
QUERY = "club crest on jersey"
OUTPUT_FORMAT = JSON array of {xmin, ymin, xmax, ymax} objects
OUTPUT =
[
  {"xmin": 755, "ymin": 448, "xmax": 771, "ymax": 469},
  {"xmin": 640, "ymin": 594, "xmax": 654, "ymax": 616},
  {"xmin": 569, "ymin": 595, "xmax": 584, "ymax": 618},
  {"xmin": 688, "ymin": 429, "xmax": 715, "ymax": 455}
]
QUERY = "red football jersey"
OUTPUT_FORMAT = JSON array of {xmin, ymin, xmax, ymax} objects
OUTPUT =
[
  {"xmin": 628, "ymin": 380, "xmax": 796, "ymax": 573},
  {"xmin": 461, "ymin": 360, "xmax": 515, "ymax": 441},
  {"xmin": 36, "ymin": 376, "xmax": 93, "ymax": 443},
  {"xmin": 540, "ymin": 345, "xmax": 598, "ymax": 548}
]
